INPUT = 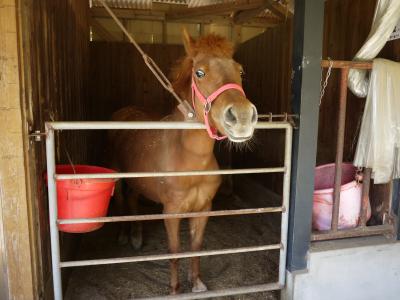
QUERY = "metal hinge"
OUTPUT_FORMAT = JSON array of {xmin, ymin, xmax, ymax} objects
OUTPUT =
[{"xmin": 29, "ymin": 130, "xmax": 46, "ymax": 142}]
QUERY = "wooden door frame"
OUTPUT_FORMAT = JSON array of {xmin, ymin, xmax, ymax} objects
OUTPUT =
[{"xmin": 0, "ymin": 0, "xmax": 40, "ymax": 299}]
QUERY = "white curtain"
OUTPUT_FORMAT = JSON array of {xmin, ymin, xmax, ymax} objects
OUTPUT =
[
  {"xmin": 348, "ymin": 0, "xmax": 400, "ymax": 98},
  {"xmin": 354, "ymin": 59, "xmax": 400, "ymax": 183}
]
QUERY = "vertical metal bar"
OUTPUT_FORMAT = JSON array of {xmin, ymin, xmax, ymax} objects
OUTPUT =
[
  {"xmin": 287, "ymin": 0, "xmax": 324, "ymax": 271},
  {"xmin": 279, "ymin": 126, "xmax": 293, "ymax": 285},
  {"xmin": 45, "ymin": 127, "xmax": 63, "ymax": 300},
  {"xmin": 331, "ymin": 67, "xmax": 349, "ymax": 231},
  {"xmin": 393, "ymin": 179, "xmax": 400, "ymax": 240},
  {"xmin": 360, "ymin": 168, "xmax": 372, "ymax": 226}
]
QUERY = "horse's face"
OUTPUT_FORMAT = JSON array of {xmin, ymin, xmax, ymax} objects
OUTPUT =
[
  {"xmin": 192, "ymin": 55, "xmax": 257, "ymax": 142},
  {"xmin": 184, "ymin": 31, "xmax": 258, "ymax": 143}
]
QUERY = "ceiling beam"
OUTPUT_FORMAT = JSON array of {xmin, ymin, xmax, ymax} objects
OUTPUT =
[
  {"xmin": 264, "ymin": 0, "xmax": 293, "ymax": 20},
  {"xmin": 91, "ymin": 7, "xmax": 166, "ymax": 21},
  {"xmin": 166, "ymin": 0, "xmax": 267, "ymax": 21},
  {"xmin": 233, "ymin": 0, "xmax": 275, "ymax": 24},
  {"xmin": 90, "ymin": 2, "xmax": 281, "ymax": 28}
]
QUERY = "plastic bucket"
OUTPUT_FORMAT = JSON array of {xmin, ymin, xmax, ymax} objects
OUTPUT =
[
  {"xmin": 47, "ymin": 165, "xmax": 116, "ymax": 233},
  {"xmin": 312, "ymin": 163, "xmax": 371, "ymax": 231}
]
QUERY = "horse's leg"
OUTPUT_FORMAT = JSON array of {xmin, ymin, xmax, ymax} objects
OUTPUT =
[
  {"xmin": 127, "ymin": 190, "xmax": 143, "ymax": 250},
  {"xmin": 114, "ymin": 180, "xmax": 129, "ymax": 245},
  {"xmin": 164, "ymin": 216, "xmax": 181, "ymax": 294},
  {"xmin": 189, "ymin": 205, "xmax": 211, "ymax": 293}
]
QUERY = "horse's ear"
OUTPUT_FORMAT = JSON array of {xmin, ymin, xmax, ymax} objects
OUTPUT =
[{"xmin": 182, "ymin": 27, "xmax": 195, "ymax": 56}]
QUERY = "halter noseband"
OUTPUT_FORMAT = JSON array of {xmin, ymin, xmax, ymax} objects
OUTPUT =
[{"xmin": 191, "ymin": 78, "xmax": 246, "ymax": 140}]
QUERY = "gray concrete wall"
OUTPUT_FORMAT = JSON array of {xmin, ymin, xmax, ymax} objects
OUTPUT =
[{"xmin": 283, "ymin": 237, "xmax": 400, "ymax": 300}]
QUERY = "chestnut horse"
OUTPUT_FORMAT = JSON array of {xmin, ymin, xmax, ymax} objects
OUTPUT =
[{"xmin": 109, "ymin": 30, "xmax": 257, "ymax": 294}]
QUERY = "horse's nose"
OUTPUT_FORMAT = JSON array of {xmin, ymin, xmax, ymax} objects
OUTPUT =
[
  {"xmin": 224, "ymin": 106, "xmax": 238, "ymax": 126},
  {"xmin": 251, "ymin": 105, "xmax": 258, "ymax": 124},
  {"xmin": 223, "ymin": 104, "xmax": 258, "ymax": 127}
]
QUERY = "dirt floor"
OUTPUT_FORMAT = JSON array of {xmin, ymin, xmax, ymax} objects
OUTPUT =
[{"xmin": 64, "ymin": 192, "xmax": 281, "ymax": 299}]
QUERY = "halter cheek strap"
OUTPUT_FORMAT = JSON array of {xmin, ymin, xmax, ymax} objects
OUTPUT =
[{"xmin": 191, "ymin": 79, "xmax": 246, "ymax": 140}]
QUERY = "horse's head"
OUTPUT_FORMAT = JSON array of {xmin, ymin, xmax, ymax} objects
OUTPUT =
[{"xmin": 173, "ymin": 29, "xmax": 258, "ymax": 143}]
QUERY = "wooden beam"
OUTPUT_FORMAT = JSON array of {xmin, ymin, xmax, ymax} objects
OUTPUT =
[
  {"xmin": 233, "ymin": 7, "xmax": 266, "ymax": 24},
  {"xmin": 91, "ymin": 7, "xmax": 166, "ymax": 21},
  {"xmin": 166, "ymin": 0, "xmax": 266, "ymax": 21},
  {"xmin": 90, "ymin": 18, "xmax": 121, "ymax": 41},
  {"xmin": 264, "ymin": 0, "xmax": 293, "ymax": 20},
  {"xmin": 232, "ymin": 24, "xmax": 242, "ymax": 46},
  {"xmin": 0, "ymin": 1, "xmax": 36, "ymax": 299}
]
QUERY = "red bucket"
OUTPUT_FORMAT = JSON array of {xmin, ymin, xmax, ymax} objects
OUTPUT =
[{"xmin": 47, "ymin": 165, "xmax": 117, "ymax": 233}]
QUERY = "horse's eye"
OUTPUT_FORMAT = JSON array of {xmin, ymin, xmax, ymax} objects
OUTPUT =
[{"xmin": 195, "ymin": 69, "xmax": 206, "ymax": 78}]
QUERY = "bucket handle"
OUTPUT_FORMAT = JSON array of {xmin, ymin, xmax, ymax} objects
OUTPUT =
[{"xmin": 65, "ymin": 148, "xmax": 83, "ymax": 185}]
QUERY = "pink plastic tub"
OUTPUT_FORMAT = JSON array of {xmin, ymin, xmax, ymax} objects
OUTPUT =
[{"xmin": 312, "ymin": 163, "xmax": 371, "ymax": 231}]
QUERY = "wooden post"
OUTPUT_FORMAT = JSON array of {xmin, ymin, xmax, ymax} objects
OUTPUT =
[
  {"xmin": 232, "ymin": 24, "xmax": 242, "ymax": 47},
  {"xmin": 0, "ymin": 1, "xmax": 36, "ymax": 299}
]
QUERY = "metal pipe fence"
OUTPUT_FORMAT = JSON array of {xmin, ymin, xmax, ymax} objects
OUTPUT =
[
  {"xmin": 45, "ymin": 120, "xmax": 293, "ymax": 300},
  {"xmin": 311, "ymin": 60, "xmax": 395, "ymax": 241}
]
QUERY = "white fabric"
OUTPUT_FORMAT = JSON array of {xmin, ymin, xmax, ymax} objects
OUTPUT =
[
  {"xmin": 354, "ymin": 59, "xmax": 400, "ymax": 183},
  {"xmin": 348, "ymin": 0, "xmax": 400, "ymax": 98}
]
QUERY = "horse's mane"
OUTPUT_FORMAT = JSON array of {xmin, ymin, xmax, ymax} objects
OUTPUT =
[{"xmin": 171, "ymin": 33, "xmax": 234, "ymax": 95}]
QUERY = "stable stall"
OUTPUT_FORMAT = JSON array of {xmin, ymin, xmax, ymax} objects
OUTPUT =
[{"xmin": 1, "ymin": 0, "xmax": 400, "ymax": 299}]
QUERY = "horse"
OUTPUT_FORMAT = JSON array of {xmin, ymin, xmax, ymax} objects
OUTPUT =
[{"xmin": 109, "ymin": 29, "xmax": 258, "ymax": 295}]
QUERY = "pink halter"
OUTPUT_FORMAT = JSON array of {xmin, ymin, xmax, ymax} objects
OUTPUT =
[{"xmin": 191, "ymin": 78, "xmax": 246, "ymax": 140}]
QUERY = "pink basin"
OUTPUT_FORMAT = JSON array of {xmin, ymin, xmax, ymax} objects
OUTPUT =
[{"xmin": 312, "ymin": 163, "xmax": 371, "ymax": 231}]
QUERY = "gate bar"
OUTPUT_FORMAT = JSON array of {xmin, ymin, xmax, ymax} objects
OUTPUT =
[
  {"xmin": 47, "ymin": 121, "xmax": 290, "ymax": 130},
  {"xmin": 136, "ymin": 283, "xmax": 282, "ymax": 300},
  {"xmin": 45, "ymin": 121, "xmax": 293, "ymax": 300},
  {"xmin": 45, "ymin": 128, "xmax": 63, "ymax": 300},
  {"xmin": 330, "ymin": 67, "xmax": 349, "ymax": 231},
  {"xmin": 60, "ymin": 244, "xmax": 281, "ymax": 268},
  {"xmin": 279, "ymin": 125, "xmax": 293, "ymax": 285},
  {"xmin": 58, "ymin": 206, "xmax": 283, "ymax": 224},
  {"xmin": 311, "ymin": 224, "xmax": 394, "ymax": 241},
  {"xmin": 55, "ymin": 167, "xmax": 285, "ymax": 180}
]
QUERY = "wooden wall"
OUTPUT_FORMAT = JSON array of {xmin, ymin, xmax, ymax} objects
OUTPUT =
[
  {"xmin": 18, "ymin": 0, "xmax": 90, "ymax": 297},
  {"xmin": 232, "ymin": 20, "xmax": 293, "ymax": 194},
  {"xmin": 87, "ymin": 42, "xmax": 185, "ymax": 165},
  {"xmin": 318, "ymin": 0, "xmax": 400, "ymax": 165},
  {"xmin": 0, "ymin": 1, "xmax": 36, "ymax": 298},
  {"xmin": 88, "ymin": 42, "xmax": 183, "ymax": 120}
]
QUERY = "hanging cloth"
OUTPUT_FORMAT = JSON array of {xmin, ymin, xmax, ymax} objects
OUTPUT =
[
  {"xmin": 354, "ymin": 59, "xmax": 400, "ymax": 183},
  {"xmin": 348, "ymin": 0, "xmax": 400, "ymax": 98}
]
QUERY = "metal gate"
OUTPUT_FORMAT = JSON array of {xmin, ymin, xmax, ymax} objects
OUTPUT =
[{"xmin": 45, "ymin": 120, "xmax": 293, "ymax": 299}]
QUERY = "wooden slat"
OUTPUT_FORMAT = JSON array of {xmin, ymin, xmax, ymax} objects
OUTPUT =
[
  {"xmin": 0, "ymin": 1, "xmax": 36, "ymax": 299},
  {"xmin": 16, "ymin": 0, "xmax": 91, "ymax": 297},
  {"xmin": 233, "ymin": 19, "xmax": 292, "ymax": 193},
  {"xmin": 166, "ymin": 0, "xmax": 266, "ymax": 21}
]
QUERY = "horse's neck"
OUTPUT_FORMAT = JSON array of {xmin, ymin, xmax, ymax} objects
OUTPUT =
[{"xmin": 170, "ymin": 108, "xmax": 216, "ymax": 162}]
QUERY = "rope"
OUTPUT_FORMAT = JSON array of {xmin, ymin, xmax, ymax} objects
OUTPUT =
[{"xmin": 98, "ymin": 0, "xmax": 184, "ymax": 106}]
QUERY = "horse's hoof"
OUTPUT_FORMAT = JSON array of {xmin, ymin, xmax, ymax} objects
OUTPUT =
[
  {"xmin": 129, "ymin": 235, "xmax": 143, "ymax": 250},
  {"xmin": 192, "ymin": 279, "xmax": 208, "ymax": 293},
  {"xmin": 170, "ymin": 285, "xmax": 180, "ymax": 295}
]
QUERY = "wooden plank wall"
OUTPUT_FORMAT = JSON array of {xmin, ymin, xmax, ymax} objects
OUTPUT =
[
  {"xmin": 88, "ymin": 42, "xmax": 183, "ymax": 121},
  {"xmin": 87, "ymin": 42, "xmax": 185, "ymax": 165},
  {"xmin": 318, "ymin": 0, "xmax": 400, "ymax": 165},
  {"xmin": 0, "ymin": 1, "xmax": 36, "ymax": 299},
  {"xmin": 232, "ymin": 20, "xmax": 293, "ymax": 194},
  {"xmin": 18, "ymin": 0, "xmax": 90, "ymax": 297}
]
